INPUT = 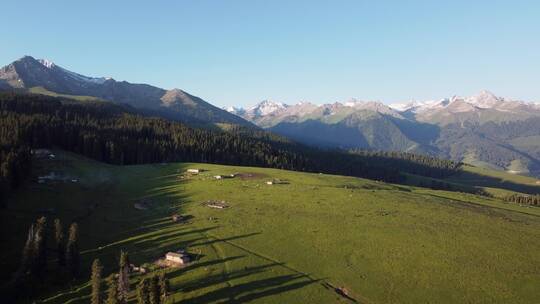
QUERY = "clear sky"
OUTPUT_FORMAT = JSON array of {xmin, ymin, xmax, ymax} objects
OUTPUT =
[{"xmin": 1, "ymin": 1, "xmax": 539, "ymax": 107}]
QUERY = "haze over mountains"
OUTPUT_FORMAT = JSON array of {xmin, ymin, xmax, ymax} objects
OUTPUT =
[
  {"xmin": 228, "ymin": 92, "xmax": 540, "ymax": 176},
  {"xmin": 0, "ymin": 56, "xmax": 250, "ymax": 126}
]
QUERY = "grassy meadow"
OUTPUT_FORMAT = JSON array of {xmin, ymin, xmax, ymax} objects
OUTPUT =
[{"xmin": 1, "ymin": 151, "xmax": 539, "ymax": 303}]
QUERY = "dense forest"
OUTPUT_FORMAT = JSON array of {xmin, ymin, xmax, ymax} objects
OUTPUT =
[{"xmin": 0, "ymin": 93, "xmax": 461, "ymax": 203}]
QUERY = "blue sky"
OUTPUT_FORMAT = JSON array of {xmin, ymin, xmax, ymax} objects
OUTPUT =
[{"xmin": 1, "ymin": 1, "xmax": 539, "ymax": 107}]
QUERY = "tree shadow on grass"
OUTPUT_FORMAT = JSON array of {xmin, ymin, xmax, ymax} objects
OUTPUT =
[
  {"xmin": 169, "ymin": 255, "xmax": 246, "ymax": 277},
  {"xmin": 178, "ymin": 272, "xmax": 319, "ymax": 304},
  {"xmin": 189, "ymin": 232, "xmax": 261, "ymax": 247},
  {"xmin": 448, "ymin": 170, "xmax": 540, "ymax": 195},
  {"xmin": 180, "ymin": 263, "xmax": 280, "ymax": 293}
]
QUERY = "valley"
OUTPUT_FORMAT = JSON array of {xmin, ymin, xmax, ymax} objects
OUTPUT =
[
  {"xmin": 228, "ymin": 92, "xmax": 540, "ymax": 177},
  {"xmin": 2, "ymin": 151, "xmax": 539, "ymax": 303},
  {"xmin": 2, "ymin": 2, "xmax": 540, "ymax": 303}
]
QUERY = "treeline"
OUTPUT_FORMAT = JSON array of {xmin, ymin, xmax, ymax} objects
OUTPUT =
[
  {"xmin": 350, "ymin": 149, "xmax": 461, "ymax": 179},
  {"xmin": 0, "ymin": 146, "xmax": 32, "ymax": 206},
  {"xmin": 3, "ymin": 217, "xmax": 80, "ymax": 301},
  {"xmin": 0, "ymin": 93, "xmax": 461, "ymax": 200},
  {"xmin": 504, "ymin": 193, "xmax": 540, "ymax": 207},
  {"xmin": 5, "ymin": 216, "xmax": 171, "ymax": 303},
  {"xmin": 90, "ymin": 252, "xmax": 170, "ymax": 304}
]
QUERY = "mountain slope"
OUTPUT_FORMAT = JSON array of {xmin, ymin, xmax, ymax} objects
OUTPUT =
[
  {"xmin": 392, "ymin": 90, "xmax": 540, "ymax": 125},
  {"xmin": 231, "ymin": 92, "xmax": 540, "ymax": 177},
  {"xmin": 0, "ymin": 56, "xmax": 252, "ymax": 126}
]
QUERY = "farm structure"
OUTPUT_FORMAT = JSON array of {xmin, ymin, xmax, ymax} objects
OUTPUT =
[{"xmin": 165, "ymin": 251, "xmax": 190, "ymax": 265}]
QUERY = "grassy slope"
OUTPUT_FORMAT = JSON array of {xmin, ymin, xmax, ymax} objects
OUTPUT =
[
  {"xmin": 28, "ymin": 86, "xmax": 105, "ymax": 102},
  {"xmin": 445, "ymin": 164, "xmax": 540, "ymax": 196},
  {"xmin": 1, "ymin": 151, "xmax": 540, "ymax": 304}
]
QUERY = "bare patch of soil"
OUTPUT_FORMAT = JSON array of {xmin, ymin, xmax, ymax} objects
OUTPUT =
[{"xmin": 236, "ymin": 172, "xmax": 268, "ymax": 180}]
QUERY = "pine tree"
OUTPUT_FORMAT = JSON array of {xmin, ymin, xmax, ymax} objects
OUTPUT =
[
  {"xmin": 33, "ymin": 216, "xmax": 48, "ymax": 277},
  {"xmin": 105, "ymin": 274, "xmax": 119, "ymax": 304},
  {"xmin": 148, "ymin": 275, "xmax": 160, "ymax": 304},
  {"xmin": 66, "ymin": 222, "xmax": 80, "ymax": 278},
  {"xmin": 54, "ymin": 218, "xmax": 66, "ymax": 267},
  {"xmin": 18, "ymin": 223, "xmax": 35, "ymax": 276},
  {"xmin": 158, "ymin": 272, "xmax": 169, "ymax": 303},
  {"xmin": 117, "ymin": 251, "xmax": 130, "ymax": 303},
  {"xmin": 137, "ymin": 278, "xmax": 150, "ymax": 304},
  {"xmin": 91, "ymin": 259, "xmax": 103, "ymax": 304}
]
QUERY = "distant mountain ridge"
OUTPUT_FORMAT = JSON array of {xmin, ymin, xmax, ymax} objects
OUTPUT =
[
  {"xmin": 228, "ymin": 92, "xmax": 540, "ymax": 177},
  {"xmin": 0, "ymin": 56, "xmax": 252, "ymax": 126}
]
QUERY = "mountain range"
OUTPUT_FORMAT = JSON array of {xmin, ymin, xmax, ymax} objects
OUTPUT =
[
  {"xmin": 228, "ymin": 92, "xmax": 540, "ymax": 177},
  {"xmin": 2, "ymin": 56, "xmax": 539, "ymax": 177},
  {"xmin": 0, "ymin": 56, "xmax": 250, "ymax": 126}
]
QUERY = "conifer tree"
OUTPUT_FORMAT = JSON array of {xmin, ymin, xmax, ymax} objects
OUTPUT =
[
  {"xmin": 66, "ymin": 222, "xmax": 80, "ymax": 278},
  {"xmin": 118, "ymin": 251, "xmax": 130, "ymax": 303},
  {"xmin": 148, "ymin": 275, "xmax": 160, "ymax": 304},
  {"xmin": 33, "ymin": 216, "xmax": 48, "ymax": 277},
  {"xmin": 158, "ymin": 273, "xmax": 169, "ymax": 303},
  {"xmin": 91, "ymin": 259, "xmax": 103, "ymax": 304},
  {"xmin": 19, "ymin": 223, "xmax": 35, "ymax": 276},
  {"xmin": 137, "ymin": 278, "xmax": 150, "ymax": 304},
  {"xmin": 106, "ymin": 274, "xmax": 119, "ymax": 304},
  {"xmin": 54, "ymin": 218, "xmax": 66, "ymax": 267}
]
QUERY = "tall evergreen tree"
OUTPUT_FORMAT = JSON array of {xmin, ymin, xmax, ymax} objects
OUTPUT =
[
  {"xmin": 91, "ymin": 259, "xmax": 103, "ymax": 304},
  {"xmin": 136, "ymin": 278, "xmax": 150, "ymax": 304},
  {"xmin": 33, "ymin": 216, "xmax": 48, "ymax": 277},
  {"xmin": 148, "ymin": 275, "xmax": 160, "ymax": 304},
  {"xmin": 66, "ymin": 222, "xmax": 80, "ymax": 278},
  {"xmin": 158, "ymin": 273, "xmax": 169, "ymax": 303},
  {"xmin": 118, "ymin": 251, "xmax": 130, "ymax": 303},
  {"xmin": 18, "ymin": 223, "xmax": 35, "ymax": 276},
  {"xmin": 105, "ymin": 274, "xmax": 119, "ymax": 304},
  {"xmin": 54, "ymin": 218, "xmax": 66, "ymax": 267}
]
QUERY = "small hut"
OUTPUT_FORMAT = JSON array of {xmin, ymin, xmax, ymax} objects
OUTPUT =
[{"xmin": 165, "ymin": 252, "xmax": 190, "ymax": 264}]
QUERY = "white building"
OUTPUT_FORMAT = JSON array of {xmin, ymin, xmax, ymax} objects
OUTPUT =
[{"xmin": 165, "ymin": 252, "xmax": 190, "ymax": 264}]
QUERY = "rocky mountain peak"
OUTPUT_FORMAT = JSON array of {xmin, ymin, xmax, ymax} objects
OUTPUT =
[{"xmin": 249, "ymin": 100, "xmax": 288, "ymax": 116}]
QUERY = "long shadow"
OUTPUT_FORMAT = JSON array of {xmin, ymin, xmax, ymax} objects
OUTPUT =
[
  {"xmin": 425, "ymin": 192, "xmax": 540, "ymax": 218},
  {"xmin": 180, "ymin": 273, "xmax": 319, "ymax": 304},
  {"xmin": 449, "ymin": 170, "xmax": 540, "ymax": 194},
  {"xmin": 189, "ymin": 232, "xmax": 261, "ymax": 247},
  {"xmin": 168, "ymin": 255, "xmax": 246, "ymax": 277},
  {"xmin": 180, "ymin": 263, "xmax": 280, "ymax": 292}
]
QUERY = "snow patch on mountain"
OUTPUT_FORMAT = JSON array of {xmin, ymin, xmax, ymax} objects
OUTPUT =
[
  {"xmin": 38, "ymin": 58, "xmax": 111, "ymax": 85},
  {"xmin": 224, "ymin": 106, "xmax": 245, "ymax": 115},
  {"xmin": 248, "ymin": 100, "xmax": 288, "ymax": 116},
  {"xmin": 38, "ymin": 59, "xmax": 56, "ymax": 69}
]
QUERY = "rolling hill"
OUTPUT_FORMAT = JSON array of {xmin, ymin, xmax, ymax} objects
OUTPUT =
[{"xmin": 1, "ymin": 151, "xmax": 539, "ymax": 303}]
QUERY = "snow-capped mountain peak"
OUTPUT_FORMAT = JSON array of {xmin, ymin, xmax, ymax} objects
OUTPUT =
[
  {"xmin": 224, "ymin": 106, "xmax": 245, "ymax": 115},
  {"xmin": 249, "ymin": 100, "xmax": 288, "ymax": 116},
  {"xmin": 35, "ymin": 57, "xmax": 111, "ymax": 84},
  {"xmin": 465, "ymin": 90, "xmax": 502, "ymax": 109}
]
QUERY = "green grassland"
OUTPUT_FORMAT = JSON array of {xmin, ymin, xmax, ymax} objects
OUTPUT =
[
  {"xmin": 445, "ymin": 164, "xmax": 540, "ymax": 196},
  {"xmin": 28, "ymin": 86, "xmax": 105, "ymax": 102},
  {"xmin": 1, "ymin": 151, "xmax": 540, "ymax": 303}
]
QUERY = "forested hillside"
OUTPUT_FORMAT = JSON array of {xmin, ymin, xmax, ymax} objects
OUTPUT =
[{"xmin": 0, "ymin": 93, "xmax": 461, "ymax": 203}]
